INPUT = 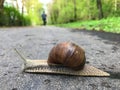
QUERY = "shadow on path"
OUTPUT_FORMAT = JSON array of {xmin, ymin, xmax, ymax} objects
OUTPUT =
[{"xmin": 71, "ymin": 29, "xmax": 120, "ymax": 44}]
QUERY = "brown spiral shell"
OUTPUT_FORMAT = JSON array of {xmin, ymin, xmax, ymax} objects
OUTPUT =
[{"xmin": 47, "ymin": 42, "xmax": 86, "ymax": 70}]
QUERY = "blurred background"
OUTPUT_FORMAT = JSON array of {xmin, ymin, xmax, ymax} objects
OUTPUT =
[
  {"xmin": 0, "ymin": 0, "xmax": 49, "ymax": 26},
  {"xmin": 0, "ymin": 0, "xmax": 120, "ymax": 33}
]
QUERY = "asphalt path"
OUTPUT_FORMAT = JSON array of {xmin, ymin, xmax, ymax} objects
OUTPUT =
[{"xmin": 0, "ymin": 26, "xmax": 120, "ymax": 90}]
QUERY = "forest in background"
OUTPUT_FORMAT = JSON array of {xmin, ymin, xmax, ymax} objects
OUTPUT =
[
  {"xmin": 47, "ymin": 0, "xmax": 120, "ymax": 33},
  {"xmin": 48, "ymin": 0, "xmax": 120, "ymax": 24},
  {"xmin": 0, "ymin": 0, "xmax": 120, "ymax": 33},
  {"xmin": 0, "ymin": 0, "xmax": 43, "ymax": 26}
]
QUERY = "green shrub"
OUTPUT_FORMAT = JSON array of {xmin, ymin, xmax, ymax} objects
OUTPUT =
[
  {"xmin": 0, "ymin": 6, "xmax": 31, "ymax": 26},
  {"xmin": 56, "ymin": 17, "xmax": 120, "ymax": 34}
]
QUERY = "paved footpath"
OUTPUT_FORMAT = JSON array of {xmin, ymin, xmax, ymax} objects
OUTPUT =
[{"xmin": 0, "ymin": 26, "xmax": 120, "ymax": 90}]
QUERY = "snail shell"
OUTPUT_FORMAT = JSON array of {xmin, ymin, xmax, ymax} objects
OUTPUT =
[{"xmin": 47, "ymin": 42, "xmax": 86, "ymax": 70}]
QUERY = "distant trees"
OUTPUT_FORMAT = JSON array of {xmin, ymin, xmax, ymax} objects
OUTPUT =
[
  {"xmin": 0, "ymin": 0, "xmax": 31, "ymax": 26},
  {"xmin": 0, "ymin": 0, "xmax": 43, "ymax": 26},
  {"xmin": 96, "ymin": 0, "xmax": 103, "ymax": 19},
  {"xmin": 114, "ymin": 0, "xmax": 120, "ymax": 11},
  {"xmin": 22, "ymin": 0, "xmax": 43, "ymax": 25},
  {"xmin": 73, "ymin": 0, "xmax": 77, "ymax": 21},
  {"xmin": 0, "ymin": 0, "xmax": 4, "ymax": 9},
  {"xmin": 48, "ymin": 0, "xmax": 120, "ymax": 24},
  {"xmin": 0, "ymin": 6, "xmax": 31, "ymax": 26}
]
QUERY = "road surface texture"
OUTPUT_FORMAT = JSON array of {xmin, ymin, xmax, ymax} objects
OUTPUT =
[{"xmin": 0, "ymin": 26, "xmax": 120, "ymax": 90}]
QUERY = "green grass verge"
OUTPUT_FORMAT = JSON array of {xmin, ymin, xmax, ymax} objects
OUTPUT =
[{"xmin": 56, "ymin": 17, "xmax": 120, "ymax": 34}]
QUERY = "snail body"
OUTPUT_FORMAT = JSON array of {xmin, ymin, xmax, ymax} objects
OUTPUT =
[{"xmin": 47, "ymin": 42, "xmax": 86, "ymax": 70}]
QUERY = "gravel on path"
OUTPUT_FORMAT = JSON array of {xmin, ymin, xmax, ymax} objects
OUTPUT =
[{"xmin": 0, "ymin": 26, "xmax": 120, "ymax": 90}]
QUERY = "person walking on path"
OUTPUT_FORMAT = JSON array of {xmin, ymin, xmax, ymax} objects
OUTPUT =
[{"xmin": 41, "ymin": 11, "xmax": 47, "ymax": 25}]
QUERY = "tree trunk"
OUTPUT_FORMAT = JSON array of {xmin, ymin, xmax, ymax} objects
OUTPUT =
[
  {"xmin": 73, "ymin": 0, "xmax": 77, "ymax": 21},
  {"xmin": 0, "ymin": 0, "xmax": 4, "ymax": 17},
  {"xmin": 22, "ymin": 0, "xmax": 25, "ymax": 15},
  {"xmin": 96, "ymin": 0, "xmax": 103, "ymax": 19},
  {"xmin": 0, "ymin": 0, "xmax": 4, "ymax": 10},
  {"xmin": 115, "ymin": 0, "xmax": 117, "ymax": 11}
]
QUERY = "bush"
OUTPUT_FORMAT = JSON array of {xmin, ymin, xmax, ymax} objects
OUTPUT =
[{"xmin": 0, "ymin": 6, "xmax": 31, "ymax": 26}]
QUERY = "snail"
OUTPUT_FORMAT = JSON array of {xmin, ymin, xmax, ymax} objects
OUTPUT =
[
  {"xmin": 14, "ymin": 43, "xmax": 110, "ymax": 76},
  {"xmin": 47, "ymin": 42, "xmax": 86, "ymax": 70}
]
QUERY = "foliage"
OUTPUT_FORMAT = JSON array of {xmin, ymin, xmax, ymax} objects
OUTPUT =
[
  {"xmin": 0, "ymin": 6, "xmax": 31, "ymax": 26},
  {"xmin": 48, "ymin": 0, "xmax": 120, "ymax": 33},
  {"xmin": 48, "ymin": 0, "xmax": 120, "ymax": 24},
  {"xmin": 23, "ymin": 0, "xmax": 43, "ymax": 25},
  {"xmin": 0, "ymin": 0, "xmax": 43, "ymax": 26},
  {"xmin": 56, "ymin": 17, "xmax": 120, "ymax": 33}
]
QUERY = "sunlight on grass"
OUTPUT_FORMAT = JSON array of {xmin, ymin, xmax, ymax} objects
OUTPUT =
[{"xmin": 57, "ymin": 17, "xmax": 120, "ymax": 34}]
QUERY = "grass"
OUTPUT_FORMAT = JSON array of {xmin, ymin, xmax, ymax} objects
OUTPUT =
[{"xmin": 56, "ymin": 17, "xmax": 120, "ymax": 34}]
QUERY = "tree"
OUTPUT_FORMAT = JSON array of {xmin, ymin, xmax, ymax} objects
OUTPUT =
[
  {"xmin": 23, "ymin": 0, "xmax": 43, "ymax": 25},
  {"xmin": 48, "ymin": 0, "xmax": 120, "ymax": 24},
  {"xmin": 114, "ymin": 0, "xmax": 120, "ymax": 11},
  {"xmin": 96, "ymin": 0, "xmax": 103, "ymax": 19},
  {"xmin": 73, "ymin": 0, "xmax": 77, "ymax": 21},
  {"xmin": 0, "ymin": 0, "xmax": 5, "ymax": 22},
  {"xmin": 0, "ymin": 0, "xmax": 4, "ymax": 10}
]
